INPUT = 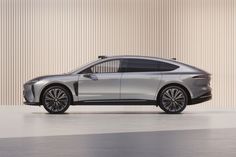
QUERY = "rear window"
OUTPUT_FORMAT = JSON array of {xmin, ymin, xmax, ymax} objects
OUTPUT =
[{"xmin": 123, "ymin": 59, "xmax": 179, "ymax": 72}]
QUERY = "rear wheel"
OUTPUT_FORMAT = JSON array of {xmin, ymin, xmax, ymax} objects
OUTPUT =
[
  {"xmin": 42, "ymin": 86, "xmax": 71, "ymax": 114},
  {"xmin": 158, "ymin": 86, "xmax": 188, "ymax": 114}
]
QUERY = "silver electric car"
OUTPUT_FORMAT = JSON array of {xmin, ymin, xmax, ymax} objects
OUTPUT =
[{"xmin": 23, "ymin": 55, "xmax": 212, "ymax": 114}]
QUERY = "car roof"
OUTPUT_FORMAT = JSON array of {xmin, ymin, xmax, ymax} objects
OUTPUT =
[
  {"xmin": 99, "ymin": 55, "xmax": 209, "ymax": 74},
  {"xmin": 101, "ymin": 55, "xmax": 175, "ymax": 62}
]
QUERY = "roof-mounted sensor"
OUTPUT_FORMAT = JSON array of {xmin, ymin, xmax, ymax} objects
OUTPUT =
[{"xmin": 98, "ymin": 56, "xmax": 108, "ymax": 59}]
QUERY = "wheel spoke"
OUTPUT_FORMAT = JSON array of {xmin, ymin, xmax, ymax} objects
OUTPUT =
[
  {"xmin": 58, "ymin": 93, "xmax": 67, "ymax": 99},
  {"xmin": 163, "ymin": 96, "xmax": 171, "ymax": 101},
  {"xmin": 170, "ymin": 89, "xmax": 175, "ymax": 98},
  {"xmin": 174, "ymin": 90, "xmax": 181, "ymax": 98},
  {"xmin": 163, "ymin": 93, "xmax": 171, "ymax": 100},
  {"xmin": 176, "ymin": 101, "xmax": 184, "ymax": 108},
  {"xmin": 45, "ymin": 95, "xmax": 54, "ymax": 100},
  {"xmin": 51, "ymin": 89, "xmax": 56, "ymax": 98},
  {"xmin": 48, "ymin": 90, "xmax": 55, "ymax": 99},
  {"xmin": 165, "ymin": 90, "xmax": 172, "ymax": 99},
  {"xmin": 57, "ymin": 90, "xmax": 64, "ymax": 99},
  {"xmin": 175, "ymin": 93, "xmax": 184, "ymax": 100}
]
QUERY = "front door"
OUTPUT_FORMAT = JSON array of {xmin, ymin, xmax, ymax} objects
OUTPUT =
[{"xmin": 78, "ymin": 59, "xmax": 122, "ymax": 101}]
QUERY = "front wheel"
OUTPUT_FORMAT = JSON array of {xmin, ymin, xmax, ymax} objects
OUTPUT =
[
  {"xmin": 42, "ymin": 86, "xmax": 71, "ymax": 114},
  {"xmin": 158, "ymin": 86, "xmax": 188, "ymax": 114}
]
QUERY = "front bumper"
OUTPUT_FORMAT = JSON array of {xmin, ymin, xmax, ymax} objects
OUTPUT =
[
  {"xmin": 23, "ymin": 83, "xmax": 40, "ymax": 106},
  {"xmin": 189, "ymin": 91, "xmax": 212, "ymax": 105}
]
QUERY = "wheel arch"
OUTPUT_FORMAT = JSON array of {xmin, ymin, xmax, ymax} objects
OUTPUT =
[
  {"xmin": 156, "ymin": 83, "xmax": 191, "ymax": 105},
  {"xmin": 39, "ymin": 83, "xmax": 74, "ymax": 105}
]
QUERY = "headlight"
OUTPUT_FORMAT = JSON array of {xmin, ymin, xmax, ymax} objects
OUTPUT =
[
  {"xmin": 24, "ymin": 79, "xmax": 39, "ymax": 86},
  {"xmin": 30, "ymin": 80, "xmax": 39, "ymax": 83}
]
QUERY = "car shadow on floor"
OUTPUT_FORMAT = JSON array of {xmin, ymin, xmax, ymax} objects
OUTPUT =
[
  {"xmin": 31, "ymin": 110, "xmax": 236, "ymax": 115},
  {"xmin": 31, "ymin": 111, "xmax": 186, "ymax": 115}
]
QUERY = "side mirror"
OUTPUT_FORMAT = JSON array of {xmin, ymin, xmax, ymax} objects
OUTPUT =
[
  {"xmin": 83, "ymin": 73, "xmax": 92, "ymax": 78},
  {"xmin": 83, "ymin": 73, "xmax": 98, "ymax": 80}
]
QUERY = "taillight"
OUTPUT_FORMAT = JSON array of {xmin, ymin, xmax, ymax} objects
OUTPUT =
[
  {"xmin": 192, "ymin": 74, "xmax": 211, "ymax": 86},
  {"xmin": 192, "ymin": 74, "xmax": 210, "ymax": 79}
]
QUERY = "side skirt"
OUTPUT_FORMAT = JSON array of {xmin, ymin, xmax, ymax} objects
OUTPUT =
[{"xmin": 72, "ymin": 99, "xmax": 157, "ymax": 105}]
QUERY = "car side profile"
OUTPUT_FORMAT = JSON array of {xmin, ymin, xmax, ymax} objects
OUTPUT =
[{"xmin": 23, "ymin": 55, "xmax": 212, "ymax": 114}]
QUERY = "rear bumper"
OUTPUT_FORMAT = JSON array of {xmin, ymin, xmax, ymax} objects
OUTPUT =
[{"xmin": 189, "ymin": 91, "xmax": 212, "ymax": 105}]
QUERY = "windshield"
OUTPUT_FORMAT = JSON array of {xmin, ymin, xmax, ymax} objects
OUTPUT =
[{"xmin": 67, "ymin": 59, "xmax": 99, "ymax": 74}]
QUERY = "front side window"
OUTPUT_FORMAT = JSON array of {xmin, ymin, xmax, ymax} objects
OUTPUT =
[
  {"xmin": 124, "ymin": 59, "xmax": 179, "ymax": 72},
  {"xmin": 81, "ymin": 60, "xmax": 121, "ymax": 74}
]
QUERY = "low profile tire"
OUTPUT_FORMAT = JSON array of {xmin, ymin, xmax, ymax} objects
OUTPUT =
[
  {"xmin": 42, "ymin": 86, "xmax": 71, "ymax": 114},
  {"xmin": 158, "ymin": 86, "xmax": 188, "ymax": 114}
]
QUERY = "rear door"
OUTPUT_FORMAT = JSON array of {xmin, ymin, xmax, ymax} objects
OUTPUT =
[{"xmin": 120, "ymin": 59, "xmax": 162, "ymax": 101}]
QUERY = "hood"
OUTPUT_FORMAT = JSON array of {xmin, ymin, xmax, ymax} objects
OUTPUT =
[{"xmin": 27, "ymin": 74, "xmax": 70, "ymax": 83}]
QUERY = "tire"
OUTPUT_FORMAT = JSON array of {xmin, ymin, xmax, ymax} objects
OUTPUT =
[
  {"xmin": 42, "ymin": 86, "xmax": 71, "ymax": 114},
  {"xmin": 158, "ymin": 86, "xmax": 188, "ymax": 114}
]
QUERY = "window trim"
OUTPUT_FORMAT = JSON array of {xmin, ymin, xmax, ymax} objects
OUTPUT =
[
  {"xmin": 79, "ymin": 59, "xmax": 124, "ymax": 74},
  {"xmin": 78, "ymin": 58, "xmax": 179, "ymax": 74}
]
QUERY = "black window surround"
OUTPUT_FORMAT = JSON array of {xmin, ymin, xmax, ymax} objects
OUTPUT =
[{"xmin": 80, "ymin": 58, "xmax": 179, "ymax": 74}]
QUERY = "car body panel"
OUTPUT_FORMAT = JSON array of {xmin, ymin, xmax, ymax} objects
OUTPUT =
[{"xmin": 121, "ymin": 72, "xmax": 162, "ymax": 100}]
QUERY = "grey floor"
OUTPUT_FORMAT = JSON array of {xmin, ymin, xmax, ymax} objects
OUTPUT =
[{"xmin": 0, "ymin": 106, "xmax": 236, "ymax": 157}]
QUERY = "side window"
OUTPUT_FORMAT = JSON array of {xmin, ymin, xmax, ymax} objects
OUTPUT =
[
  {"xmin": 124, "ymin": 59, "xmax": 179, "ymax": 72},
  {"xmin": 157, "ymin": 61, "xmax": 179, "ymax": 71},
  {"xmin": 90, "ymin": 60, "xmax": 121, "ymax": 73},
  {"xmin": 124, "ymin": 59, "xmax": 158, "ymax": 72}
]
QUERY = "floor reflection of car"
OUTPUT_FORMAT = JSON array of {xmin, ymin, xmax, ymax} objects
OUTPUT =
[{"xmin": 23, "ymin": 55, "xmax": 212, "ymax": 114}]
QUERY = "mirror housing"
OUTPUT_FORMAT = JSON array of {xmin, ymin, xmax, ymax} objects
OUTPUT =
[{"xmin": 83, "ymin": 73, "xmax": 98, "ymax": 80}]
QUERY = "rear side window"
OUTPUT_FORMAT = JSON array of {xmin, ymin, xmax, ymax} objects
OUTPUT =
[
  {"xmin": 123, "ymin": 59, "xmax": 158, "ymax": 72},
  {"xmin": 123, "ymin": 59, "xmax": 178, "ymax": 72},
  {"xmin": 157, "ymin": 61, "xmax": 179, "ymax": 71}
]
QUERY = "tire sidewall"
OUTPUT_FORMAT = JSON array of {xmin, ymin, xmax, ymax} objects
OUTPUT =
[
  {"xmin": 158, "ymin": 86, "xmax": 188, "ymax": 114},
  {"xmin": 42, "ymin": 86, "xmax": 71, "ymax": 114}
]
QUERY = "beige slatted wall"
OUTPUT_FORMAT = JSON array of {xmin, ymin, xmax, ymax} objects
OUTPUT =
[{"xmin": 0, "ymin": 0, "xmax": 235, "ymax": 107}]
